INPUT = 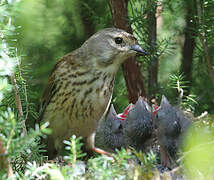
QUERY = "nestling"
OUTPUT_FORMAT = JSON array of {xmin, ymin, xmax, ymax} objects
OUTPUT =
[
  {"xmin": 95, "ymin": 104, "xmax": 132, "ymax": 152},
  {"xmin": 156, "ymin": 95, "xmax": 191, "ymax": 167},
  {"xmin": 123, "ymin": 97, "xmax": 153, "ymax": 151},
  {"xmin": 95, "ymin": 97, "xmax": 153, "ymax": 153},
  {"xmin": 38, "ymin": 28, "xmax": 147, "ymax": 159}
]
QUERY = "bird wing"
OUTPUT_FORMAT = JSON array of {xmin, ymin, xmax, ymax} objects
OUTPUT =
[
  {"xmin": 37, "ymin": 56, "xmax": 67, "ymax": 124},
  {"xmin": 37, "ymin": 64, "xmax": 58, "ymax": 124},
  {"xmin": 37, "ymin": 52, "xmax": 81, "ymax": 124}
]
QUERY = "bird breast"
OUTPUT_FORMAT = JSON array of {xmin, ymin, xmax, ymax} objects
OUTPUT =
[{"xmin": 43, "ymin": 64, "xmax": 115, "ymax": 140}]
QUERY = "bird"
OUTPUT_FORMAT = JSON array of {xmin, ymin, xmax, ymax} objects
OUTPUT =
[
  {"xmin": 155, "ymin": 95, "xmax": 191, "ymax": 167},
  {"xmin": 38, "ymin": 28, "xmax": 147, "ymax": 159},
  {"xmin": 123, "ymin": 97, "xmax": 153, "ymax": 151},
  {"xmin": 95, "ymin": 97, "xmax": 154, "ymax": 153},
  {"xmin": 95, "ymin": 104, "xmax": 132, "ymax": 152}
]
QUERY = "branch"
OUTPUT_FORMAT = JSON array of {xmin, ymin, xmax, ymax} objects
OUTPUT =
[
  {"xmin": 10, "ymin": 73, "xmax": 27, "ymax": 136},
  {"xmin": 177, "ymin": 80, "xmax": 184, "ymax": 106}
]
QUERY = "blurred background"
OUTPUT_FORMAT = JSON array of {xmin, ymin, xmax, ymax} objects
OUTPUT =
[
  {"xmin": 12, "ymin": 0, "xmax": 214, "ymax": 116},
  {"xmin": 1, "ymin": 0, "xmax": 214, "ymax": 178},
  {"xmin": 1, "ymin": 0, "xmax": 214, "ymax": 117}
]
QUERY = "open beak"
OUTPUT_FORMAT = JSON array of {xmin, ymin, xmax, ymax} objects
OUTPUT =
[{"xmin": 131, "ymin": 44, "xmax": 148, "ymax": 56}]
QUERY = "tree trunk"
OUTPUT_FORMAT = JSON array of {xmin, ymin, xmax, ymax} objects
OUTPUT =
[
  {"xmin": 147, "ymin": 1, "xmax": 158, "ymax": 98},
  {"xmin": 180, "ymin": 0, "xmax": 197, "ymax": 95},
  {"xmin": 107, "ymin": 0, "xmax": 147, "ymax": 103}
]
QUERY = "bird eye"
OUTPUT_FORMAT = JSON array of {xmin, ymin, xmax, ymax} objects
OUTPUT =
[{"xmin": 114, "ymin": 37, "xmax": 123, "ymax": 44}]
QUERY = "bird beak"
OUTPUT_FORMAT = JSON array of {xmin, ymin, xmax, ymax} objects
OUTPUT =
[{"xmin": 131, "ymin": 44, "xmax": 148, "ymax": 56}]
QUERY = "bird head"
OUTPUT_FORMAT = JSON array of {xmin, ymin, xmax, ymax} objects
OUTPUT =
[
  {"xmin": 156, "ymin": 95, "xmax": 181, "ymax": 134},
  {"xmin": 81, "ymin": 28, "xmax": 147, "ymax": 71},
  {"xmin": 106, "ymin": 104, "xmax": 123, "ymax": 133},
  {"xmin": 157, "ymin": 95, "xmax": 171, "ymax": 116}
]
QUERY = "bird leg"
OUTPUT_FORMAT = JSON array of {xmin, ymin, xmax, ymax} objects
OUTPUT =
[
  {"xmin": 91, "ymin": 147, "xmax": 112, "ymax": 157},
  {"xmin": 87, "ymin": 132, "xmax": 112, "ymax": 157}
]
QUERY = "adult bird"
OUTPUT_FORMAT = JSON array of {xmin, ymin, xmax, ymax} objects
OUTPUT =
[{"xmin": 38, "ymin": 28, "xmax": 147, "ymax": 159}]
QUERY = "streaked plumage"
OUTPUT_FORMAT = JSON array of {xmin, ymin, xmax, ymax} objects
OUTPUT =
[{"xmin": 38, "ymin": 28, "xmax": 147, "ymax": 158}]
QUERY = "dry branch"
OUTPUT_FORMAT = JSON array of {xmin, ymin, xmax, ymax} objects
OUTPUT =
[{"xmin": 10, "ymin": 73, "xmax": 27, "ymax": 135}]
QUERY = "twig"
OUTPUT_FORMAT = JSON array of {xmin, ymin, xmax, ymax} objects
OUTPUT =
[
  {"xmin": 196, "ymin": 111, "xmax": 208, "ymax": 119},
  {"xmin": 10, "ymin": 73, "xmax": 23, "ymax": 117},
  {"xmin": 10, "ymin": 73, "xmax": 27, "ymax": 135},
  {"xmin": 15, "ymin": 49, "xmax": 29, "ymax": 122},
  {"xmin": 177, "ymin": 80, "xmax": 183, "ymax": 107}
]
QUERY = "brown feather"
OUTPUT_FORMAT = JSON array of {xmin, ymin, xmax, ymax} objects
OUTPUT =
[
  {"xmin": 38, "ymin": 54, "xmax": 72, "ymax": 123},
  {"xmin": 37, "ymin": 28, "xmax": 147, "ymax": 159}
]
